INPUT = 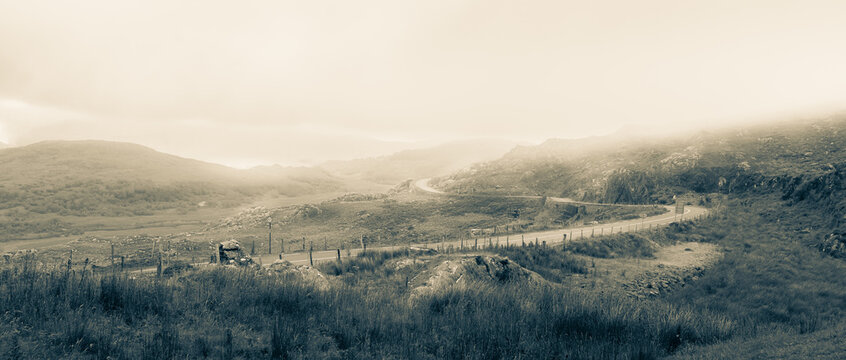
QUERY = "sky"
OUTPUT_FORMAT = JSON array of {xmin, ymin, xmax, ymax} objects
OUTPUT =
[{"xmin": 1, "ymin": 0, "xmax": 845, "ymax": 168}]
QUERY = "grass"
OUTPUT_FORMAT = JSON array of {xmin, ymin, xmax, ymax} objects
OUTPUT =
[
  {"xmin": 4, "ymin": 190, "xmax": 846, "ymax": 358},
  {"xmin": 0, "ymin": 257, "xmax": 733, "ymax": 359},
  {"xmin": 318, "ymin": 248, "xmax": 417, "ymax": 276},
  {"xmin": 568, "ymin": 232, "xmax": 664, "ymax": 259},
  {"xmin": 488, "ymin": 245, "xmax": 589, "ymax": 281}
]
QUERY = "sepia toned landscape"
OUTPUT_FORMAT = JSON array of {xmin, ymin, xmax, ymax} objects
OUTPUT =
[{"xmin": 2, "ymin": 1, "xmax": 846, "ymax": 359}]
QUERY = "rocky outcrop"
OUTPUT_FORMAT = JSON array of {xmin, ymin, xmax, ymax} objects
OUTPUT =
[
  {"xmin": 411, "ymin": 255, "xmax": 542, "ymax": 299},
  {"xmin": 820, "ymin": 231, "xmax": 846, "ymax": 259},
  {"xmin": 623, "ymin": 265, "xmax": 707, "ymax": 298},
  {"xmin": 268, "ymin": 260, "xmax": 330, "ymax": 291}
]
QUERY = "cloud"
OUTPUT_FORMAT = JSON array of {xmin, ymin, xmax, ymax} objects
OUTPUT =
[{"xmin": 1, "ymin": 0, "xmax": 845, "ymax": 165}]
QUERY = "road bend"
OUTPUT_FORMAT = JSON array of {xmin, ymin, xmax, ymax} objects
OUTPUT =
[{"xmin": 132, "ymin": 178, "xmax": 709, "ymax": 272}]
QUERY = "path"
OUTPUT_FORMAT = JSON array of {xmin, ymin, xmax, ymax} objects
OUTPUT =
[{"xmin": 130, "ymin": 178, "xmax": 709, "ymax": 273}]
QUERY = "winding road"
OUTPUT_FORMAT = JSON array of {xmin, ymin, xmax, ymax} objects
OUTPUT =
[{"xmin": 241, "ymin": 178, "xmax": 709, "ymax": 267}]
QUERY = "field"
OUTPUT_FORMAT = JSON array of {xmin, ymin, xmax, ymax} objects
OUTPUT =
[
  {"xmin": 3, "ymin": 190, "xmax": 845, "ymax": 359},
  {"xmin": 8, "ymin": 191, "xmax": 666, "ymax": 272}
]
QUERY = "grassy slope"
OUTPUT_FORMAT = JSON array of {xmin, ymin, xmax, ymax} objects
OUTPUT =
[
  {"xmin": 436, "ymin": 117, "xmax": 846, "ymax": 204},
  {"xmin": 0, "ymin": 140, "xmax": 342, "ymax": 241},
  {"xmin": 0, "ymin": 257, "xmax": 733, "ymax": 359}
]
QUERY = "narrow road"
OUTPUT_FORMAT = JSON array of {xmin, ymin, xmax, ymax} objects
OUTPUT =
[
  {"xmin": 250, "ymin": 180, "xmax": 708, "ymax": 267},
  {"xmin": 133, "ymin": 179, "xmax": 709, "ymax": 272},
  {"xmin": 414, "ymin": 178, "xmax": 445, "ymax": 194}
]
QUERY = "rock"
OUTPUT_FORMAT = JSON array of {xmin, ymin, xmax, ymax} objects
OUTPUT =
[
  {"xmin": 410, "ymin": 255, "xmax": 542, "ymax": 299},
  {"xmin": 268, "ymin": 261, "xmax": 330, "ymax": 291},
  {"xmin": 220, "ymin": 240, "xmax": 241, "ymax": 251},
  {"xmin": 218, "ymin": 240, "xmax": 252, "ymax": 266}
]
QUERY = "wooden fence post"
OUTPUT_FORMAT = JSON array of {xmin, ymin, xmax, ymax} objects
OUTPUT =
[{"xmin": 337, "ymin": 248, "xmax": 341, "ymax": 263}]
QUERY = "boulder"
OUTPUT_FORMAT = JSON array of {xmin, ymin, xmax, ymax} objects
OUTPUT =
[
  {"xmin": 411, "ymin": 255, "xmax": 542, "ymax": 299},
  {"xmin": 218, "ymin": 240, "xmax": 253, "ymax": 266},
  {"xmin": 268, "ymin": 260, "xmax": 330, "ymax": 291}
]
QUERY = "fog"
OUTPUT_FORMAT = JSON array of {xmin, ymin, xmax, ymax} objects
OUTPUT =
[{"xmin": 1, "ymin": 0, "xmax": 845, "ymax": 167}]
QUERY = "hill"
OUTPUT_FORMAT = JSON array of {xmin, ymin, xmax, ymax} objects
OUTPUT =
[
  {"xmin": 319, "ymin": 139, "xmax": 517, "ymax": 185},
  {"xmin": 0, "ymin": 140, "xmax": 342, "ymax": 218},
  {"xmin": 434, "ymin": 117, "xmax": 846, "ymax": 204}
]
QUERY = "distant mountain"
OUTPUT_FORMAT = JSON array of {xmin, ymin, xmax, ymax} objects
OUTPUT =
[
  {"xmin": 320, "ymin": 139, "xmax": 518, "ymax": 185},
  {"xmin": 433, "ymin": 117, "xmax": 846, "ymax": 204},
  {"xmin": 0, "ymin": 140, "xmax": 342, "ymax": 216}
]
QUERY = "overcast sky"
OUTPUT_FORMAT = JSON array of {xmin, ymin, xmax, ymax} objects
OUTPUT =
[{"xmin": 1, "ymin": 0, "xmax": 845, "ymax": 167}]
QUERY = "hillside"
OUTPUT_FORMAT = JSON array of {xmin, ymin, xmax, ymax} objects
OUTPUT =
[
  {"xmin": 0, "ymin": 140, "xmax": 342, "ymax": 218},
  {"xmin": 434, "ymin": 117, "xmax": 846, "ymax": 204},
  {"xmin": 319, "ymin": 139, "xmax": 517, "ymax": 185}
]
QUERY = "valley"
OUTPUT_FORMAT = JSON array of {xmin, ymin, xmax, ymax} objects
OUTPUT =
[{"xmin": 1, "ymin": 118, "xmax": 845, "ymax": 359}]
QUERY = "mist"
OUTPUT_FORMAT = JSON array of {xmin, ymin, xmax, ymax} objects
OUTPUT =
[{"xmin": 2, "ymin": 0, "xmax": 846, "ymax": 167}]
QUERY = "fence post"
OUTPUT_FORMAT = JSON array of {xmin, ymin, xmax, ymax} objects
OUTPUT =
[
  {"xmin": 309, "ymin": 243, "xmax": 314, "ymax": 266},
  {"xmin": 475, "ymin": 238, "xmax": 478, "ymax": 250},
  {"xmin": 337, "ymin": 248, "xmax": 341, "ymax": 263}
]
